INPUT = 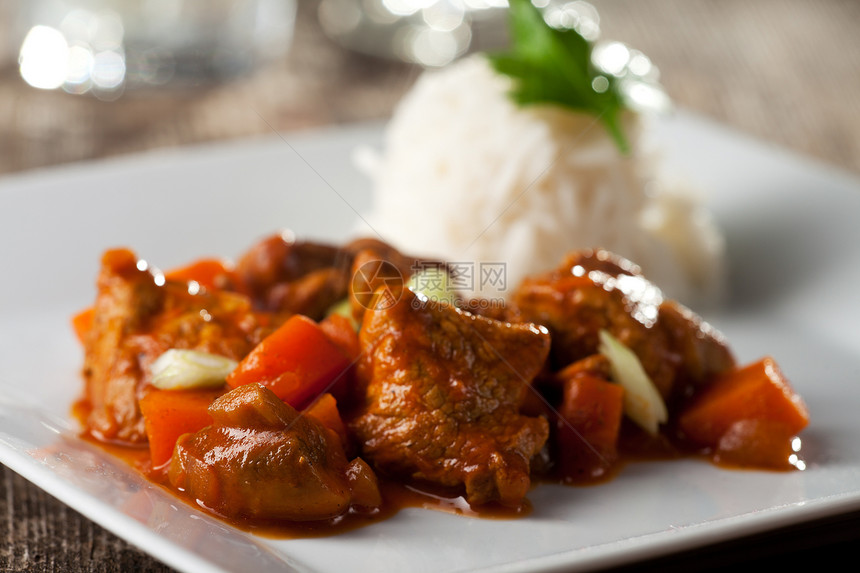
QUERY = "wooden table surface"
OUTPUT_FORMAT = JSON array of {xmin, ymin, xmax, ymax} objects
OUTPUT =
[{"xmin": 2, "ymin": 0, "xmax": 859, "ymax": 571}]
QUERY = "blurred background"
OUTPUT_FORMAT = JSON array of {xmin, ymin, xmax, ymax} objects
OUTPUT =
[
  {"xmin": 1, "ymin": 0, "xmax": 859, "ymax": 571},
  {"xmin": 0, "ymin": 0, "xmax": 858, "ymax": 178}
]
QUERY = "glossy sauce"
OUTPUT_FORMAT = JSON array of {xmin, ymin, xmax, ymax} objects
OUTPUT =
[
  {"xmin": 76, "ymin": 423, "xmax": 802, "ymax": 538},
  {"xmin": 74, "ymin": 392, "xmax": 804, "ymax": 539},
  {"xmin": 73, "ymin": 243, "xmax": 807, "ymax": 540},
  {"xmin": 78, "ymin": 428, "xmax": 528, "ymax": 538}
]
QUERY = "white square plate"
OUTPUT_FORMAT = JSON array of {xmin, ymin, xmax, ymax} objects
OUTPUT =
[{"xmin": 2, "ymin": 111, "xmax": 860, "ymax": 572}]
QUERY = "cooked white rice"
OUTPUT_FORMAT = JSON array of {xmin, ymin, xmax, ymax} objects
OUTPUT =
[{"xmin": 356, "ymin": 55, "xmax": 725, "ymax": 307}]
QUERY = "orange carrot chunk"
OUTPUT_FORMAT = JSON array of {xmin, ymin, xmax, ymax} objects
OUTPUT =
[
  {"xmin": 139, "ymin": 387, "xmax": 225, "ymax": 467},
  {"xmin": 678, "ymin": 356, "xmax": 809, "ymax": 448},
  {"xmin": 71, "ymin": 307, "xmax": 94, "ymax": 346},
  {"xmin": 555, "ymin": 373, "xmax": 625, "ymax": 482},
  {"xmin": 713, "ymin": 419, "xmax": 800, "ymax": 470},
  {"xmin": 226, "ymin": 314, "xmax": 352, "ymax": 410},
  {"xmin": 318, "ymin": 313, "xmax": 361, "ymax": 402},
  {"xmin": 304, "ymin": 392, "xmax": 348, "ymax": 446},
  {"xmin": 165, "ymin": 258, "xmax": 234, "ymax": 291},
  {"xmin": 319, "ymin": 313, "xmax": 361, "ymax": 362}
]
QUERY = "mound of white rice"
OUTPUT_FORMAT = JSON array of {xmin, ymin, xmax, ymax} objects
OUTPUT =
[{"xmin": 357, "ymin": 55, "xmax": 725, "ymax": 307}]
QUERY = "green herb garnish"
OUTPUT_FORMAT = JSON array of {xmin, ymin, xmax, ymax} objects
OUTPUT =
[{"xmin": 488, "ymin": 0, "xmax": 629, "ymax": 153}]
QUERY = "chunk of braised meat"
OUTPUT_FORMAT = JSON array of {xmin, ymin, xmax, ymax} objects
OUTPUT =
[
  {"xmin": 342, "ymin": 237, "xmax": 419, "ymax": 275},
  {"xmin": 233, "ymin": 233, "xmax": 351, "ymax": 318},
  {"xmin": 349, "ymin": 289, "xmax": 551, "ymax": 507},
  {"xmin": 509, "ymin": 249, "xmax": 734, "ymax": 405},
  {"xmin": 510, "ymin": 249, "xmax": 679, "ymax": 397},
  {"xmin": 232, "ymin": 233, "xmax": 422, "ymax": 320},
  {"xmin": 265, "ymin": 267, "xmax": 349, "ymax": 320},
  {"xmin": 169, "ymin": 383, "xmax": 381, "ymax": 521},
  {"xmin": 657, "ymin": 299, "xmax": 735, "ymax": 403},
  {"xmin": 81, "ymin": 249, "xmax": 270, "ymax": 443}
]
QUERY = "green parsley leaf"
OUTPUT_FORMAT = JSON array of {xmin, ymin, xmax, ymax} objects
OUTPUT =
[{"xmin": 488, "ymin": 0, "xmax": 629, "ymax": 153}]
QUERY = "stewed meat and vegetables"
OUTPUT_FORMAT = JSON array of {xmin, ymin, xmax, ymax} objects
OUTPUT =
[{"xmin": 72, "ymin": 232, "xmax": 809, "ymax": 531}]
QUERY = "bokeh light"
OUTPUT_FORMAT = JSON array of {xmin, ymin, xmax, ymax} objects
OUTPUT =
[
  {"xmin": 18, "ymin": 8, "xmax": 126, "ymax": 97},
  {"xmin": 16, "ymin": 0, "xmax": 295, "ymax": 96},
  {"xmin": 19, "ymin": 25, "xmax": 70, "ymax": 90}
]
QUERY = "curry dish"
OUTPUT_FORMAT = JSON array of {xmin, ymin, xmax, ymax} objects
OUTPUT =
[{"xmin": 72, "ymin": 233, "xmax": 810, "ymax": 533}]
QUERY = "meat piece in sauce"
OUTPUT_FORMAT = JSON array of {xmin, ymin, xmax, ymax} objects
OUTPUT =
[
  {"xmin": 169, "ymin": 383, "xmax": 381, "ymax": 521},
  {"xmin": 658, "ymin": 300, "xmax": 736, "ymax": 400},
  {"xmin": 343, "ymin": 237, "xmax": 419, "ymax": 275},
  {"xmin": 232, "ymin": 233, "xmax": 421, "ymax": 321},
  {"xmin": 509, "ymin": 249, "xmax": 735, "ymax": 405},
  {"xmin": 349, "ymin": 288, "xmax": 551, "ymax": 507},
  {"xmin": 81, "ymin": 248, "xmax": 270, "ymax": 443},
  {"xmin": 233, "ymin": 232, "xmax": 351, "ymax": 319}
]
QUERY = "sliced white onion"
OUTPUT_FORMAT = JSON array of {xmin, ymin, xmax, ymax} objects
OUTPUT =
[
  {"xmin": 149, "ymin": 349, "xmax": 237, "ymax": 390},
  {"xmin": 598, "ymin": 329, "xmax": 668, "ymax": 435},
  {"xmin": 407, "ymin": 266, "xmax": 460, "ymax": 307}
]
